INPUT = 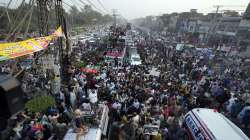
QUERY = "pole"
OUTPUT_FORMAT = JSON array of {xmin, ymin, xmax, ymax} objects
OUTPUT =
[
  {"xmin": 37, "ymin": 0, "xmax": 49, "ymax": 36},
  {"xmin": 55, "ymin": 0, "xmax": 71, "ymax": 87},
  {"xmin": 112, "ymin": 9, "xmax": 117, "ymax": 28},
  {"xmin": 206, "ymin": 5, "xmax": 223, "ymax": 45}
]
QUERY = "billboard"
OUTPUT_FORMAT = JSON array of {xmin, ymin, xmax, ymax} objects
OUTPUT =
[{"xmin": 0, "ymin": 27, "xmax": 63, "ymax": 61}]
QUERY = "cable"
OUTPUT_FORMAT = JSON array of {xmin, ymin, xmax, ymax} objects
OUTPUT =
[
  {"xmin": 24, "ymin": 0, "xmax": 34, "ymax": 38},
  {"xmin": 80, "ymin": 0, "xmax": 106, "ymax": 14},
  {"xmin": 0, "ymin": 0, "xmax": 13, "ymax": 19},
  {"xmin": 222, "ymin": 5, "xmax": 245, "ymax": 7},
  {"xmin": 72, "ymin": 0, "xmax": 86, "ymax": 10},
  {"xmin": 10, "ymin": 0, "xmax": 34, "ymax": 75},
  {"xmin": 62, "ymin": 1, "xmax": 75, "ymax": 32},
  {"xmin": 62, "ymin": 1, "xmax": 73, "ymax": 8},
  {"xmin": 78, "ymin": 0, "xmax": 87, "ymax": 5},
  {"xmin": 96, "ymin": 0, "xmax": 110, "ymax": 13},
  {"xmin": 5, "ymin": 4, "xmax": 34, "ymax": 41},
  {"xmin": 5, "ymin": 5, "xmax": 11, "ymax": 24},
  {"xmin": 18, "ymin": 0, "xmax": 34, "ymax": 36},
  {"xmin": 6, "ymin": 0, "xmax": 26, "ymax": 36},
  {"xmin": 120, "ymin": 14, "xmax": 128, "ymax": 22}
]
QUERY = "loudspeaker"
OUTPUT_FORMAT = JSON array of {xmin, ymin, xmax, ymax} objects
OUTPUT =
[{"xmin": 0, "ymin": 74, "xmax": 24, "ymax": 130}]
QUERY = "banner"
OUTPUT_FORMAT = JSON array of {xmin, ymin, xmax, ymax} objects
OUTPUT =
[{"xmin": 0, "ymin": 26, "xmax": 63, "ymax": 61}]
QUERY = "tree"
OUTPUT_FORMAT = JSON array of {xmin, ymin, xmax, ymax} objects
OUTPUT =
[
  {"xmin": 25, "ymin": 95, "xmax": 56, "ymax": 113},
  {"xmin": 0, "ymin": 3, "xmax": 113, "ymax": 35}
]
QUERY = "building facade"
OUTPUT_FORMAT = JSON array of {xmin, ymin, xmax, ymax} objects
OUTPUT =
[{"xmin": 237, "ymin": 3, "xmax": 250, "ymax": 57}]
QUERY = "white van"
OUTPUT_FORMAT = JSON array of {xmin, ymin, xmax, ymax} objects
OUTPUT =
[
  {"xmin": 130, "ymin": 54, "xmax": 142, "ymax": 65},
  {"xmin": 183, "ymin": 108, "xmax": 249, "ymax": 140}
]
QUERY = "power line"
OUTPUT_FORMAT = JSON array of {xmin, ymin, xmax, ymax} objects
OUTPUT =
[
  {"xmin": 120, "ymin": 15, "xmax": 128, "ymax": 22},
  {"xmin": 62, "ymin": 1, "xmax": 72, "ymax": 8},
  {"xmin": 81, "ymin": 0, "xmax": 106, "ymax": 14},
  {"xmin": 77, "ymin": 0, "xmax": 87, "ymax": 5},
  {"xmin": 218, "ymin": 9, "xmax": 246, "ymax": 12},
  {"xmin": 205, "ymin": 5, "xmax": 223, "ymax": 44},
  {"xmin": 6, "ymin": 7, "xmax": 33, "ymax": 40},
  {"xmin": 67, "ymin": 0, "xmax": 83, "ymax": 10},
  {"xmin": 74, "ymin": 0, "xmax": 88, "ymax": 10},
  {"xmin": 24, "ymin": 0, "xmax": 34, "ymax": 38},
  {"xmin": 0, "ymin": 0, "xmax": 13, "ymax": 20},
  {"xmin": 112, "ymin": 9, "xmax": 117, "ymax": 27},
  {"xmin": 5, "ymin": 0, "xmax": 34, "ymax": 41},
  {"xmin": 8, "ymin": 0, "xmax": 27, "ymax": 34},
  {"xmin": 96, "ymin": 0, "xmax": 109, "ymax": 13},
  {"xmin": 113, "ymin": 10, "xmax": 128, "ymax": 23},
  {"xmin": 222, "ymin": 5, "xmax": 246, "ymax": 8},
  {"xmin": 85, "ymin": 0, "xmax": 98, "ymax": 9},
  {"xmin": 63, "ymin": 0, "xmax": 107, "ymax": 14}
]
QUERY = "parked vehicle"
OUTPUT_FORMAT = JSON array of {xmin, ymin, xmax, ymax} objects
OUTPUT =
[
  {"xmin": 130, "ymin": 54, "xmax": 142, "ymax": 65},
  {"xmin": 183, "ymin": 108, "xmax": 249, "ymax": 140}
]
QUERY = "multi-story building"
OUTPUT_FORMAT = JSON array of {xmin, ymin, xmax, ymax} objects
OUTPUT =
[
  {"xmin": 213, "ymin": 17, "xmax": 241, "ymax": 46},
  {"xmin": 197, "ymin": 20, "xmax": 211, "ymax": 43},
  {"xmin": 237, "ymin": 3, "xmax": 250, "ymax": 55},
  {"xmin": 201, "ymin": 9, "xmax": 240, "ymax": 47},
  {"xmin": 169, "ymin": 14, "xmax": 179, "ymax": 31},
  {"xmin": 187, "ymin": 19, "xmax": 198, "ymax": 33}
]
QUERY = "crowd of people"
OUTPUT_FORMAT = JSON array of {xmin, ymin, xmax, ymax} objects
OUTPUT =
[
  {"xmin": 99, "ymin": 31, "xmax": 250, "ymax": 139},
  {"xmin": 1, "ymin": 28, "xmax": 250, "ymax": 140},
  {"xmin": 0, "ymin": 64, "xmax": 11, "ymax": 74}
]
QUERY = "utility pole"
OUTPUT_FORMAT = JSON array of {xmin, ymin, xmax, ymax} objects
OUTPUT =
[
  {"xmin": 214, "ymin": 5, "xmax": 222, "ymax": 15},
  {"xmin": 35, "ymin": 0, "xmax": 57, "ymax": 94},
  {"xmin": 55, "ymin": 0, "xmax": 71, "ymax": 88},
  {"xmin": 206, "ymin": 5, "xmax": 223, "ymax": 45},
  {"xmin": 37, "ymin": 0, "xmax": 50, "ymax": 36},
  {"xmin": 36, "ymin": 0, "xmax": 69, "ymax": 94},
  {"xmin": 112, "ymin": 9, "xmax": 117, "ymax": 28},
  {"xmin": 110, "ymin": 9, "xmax": 118, "ymax": 49}
]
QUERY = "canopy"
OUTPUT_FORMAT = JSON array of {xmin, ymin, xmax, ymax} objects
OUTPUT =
[
  {"xmin": 149, "ymin": 68, "xmax": 160, "ymax": 77},
  {"xmin": 105, "ymin": 51, "xmax": 124, "ymax": 58},
  {"xmin": 81, "ymin": 68, "xmax": 98, "ymax": 74}
]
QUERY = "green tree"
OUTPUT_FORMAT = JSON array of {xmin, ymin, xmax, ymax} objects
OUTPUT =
[{"xmin": 0, "ymin": 3, "xmax": 113, "ymax": 35}]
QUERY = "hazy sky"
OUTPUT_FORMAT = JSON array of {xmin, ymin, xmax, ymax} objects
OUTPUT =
[
  {"xmin": 91, "ymin": 0, "xmax": 249, "ymax": 19},
  {"xmin": 1, "ymin": 0, "xmax": 249, "ymax": 19}
]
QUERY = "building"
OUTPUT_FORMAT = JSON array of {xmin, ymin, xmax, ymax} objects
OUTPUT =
[
  {"xmin": 237, "ymin": 3, "xmax": 250, "ymax": 57},
  {"xmin": 158, "ymin": 13, "xmax": 179, "ymax": 33},
  {"xmin": 187, "ymin": 19, "xmax": 198, "ymax": 33},
  {"xmin": 237, "ymin": 19, "xmax": 250, "ymax": 48},
  {"xmin": 243, "ymin": 3, "xmax": 250, "ymax": 19},
  {"xmin": 168, "ymin": 14, "xmax": 179, "ymax": 31},
  {"xmin": 197, "ymin": 20, "xmax": 211, "ymax": 43},
  {"xmin": 215, "ymin": 17, "xmax": 241, "ymax": 36},
  {"xmin": 190, "ymin": 9, "xmax": 198, "ymax": 14},
  {"xmin": 222, "ymin": 10, "xmax": 240, "ymax": 17},
  {"xmin": 208, "ymin": 16, "xmax": 241, "ymax": 47}
]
